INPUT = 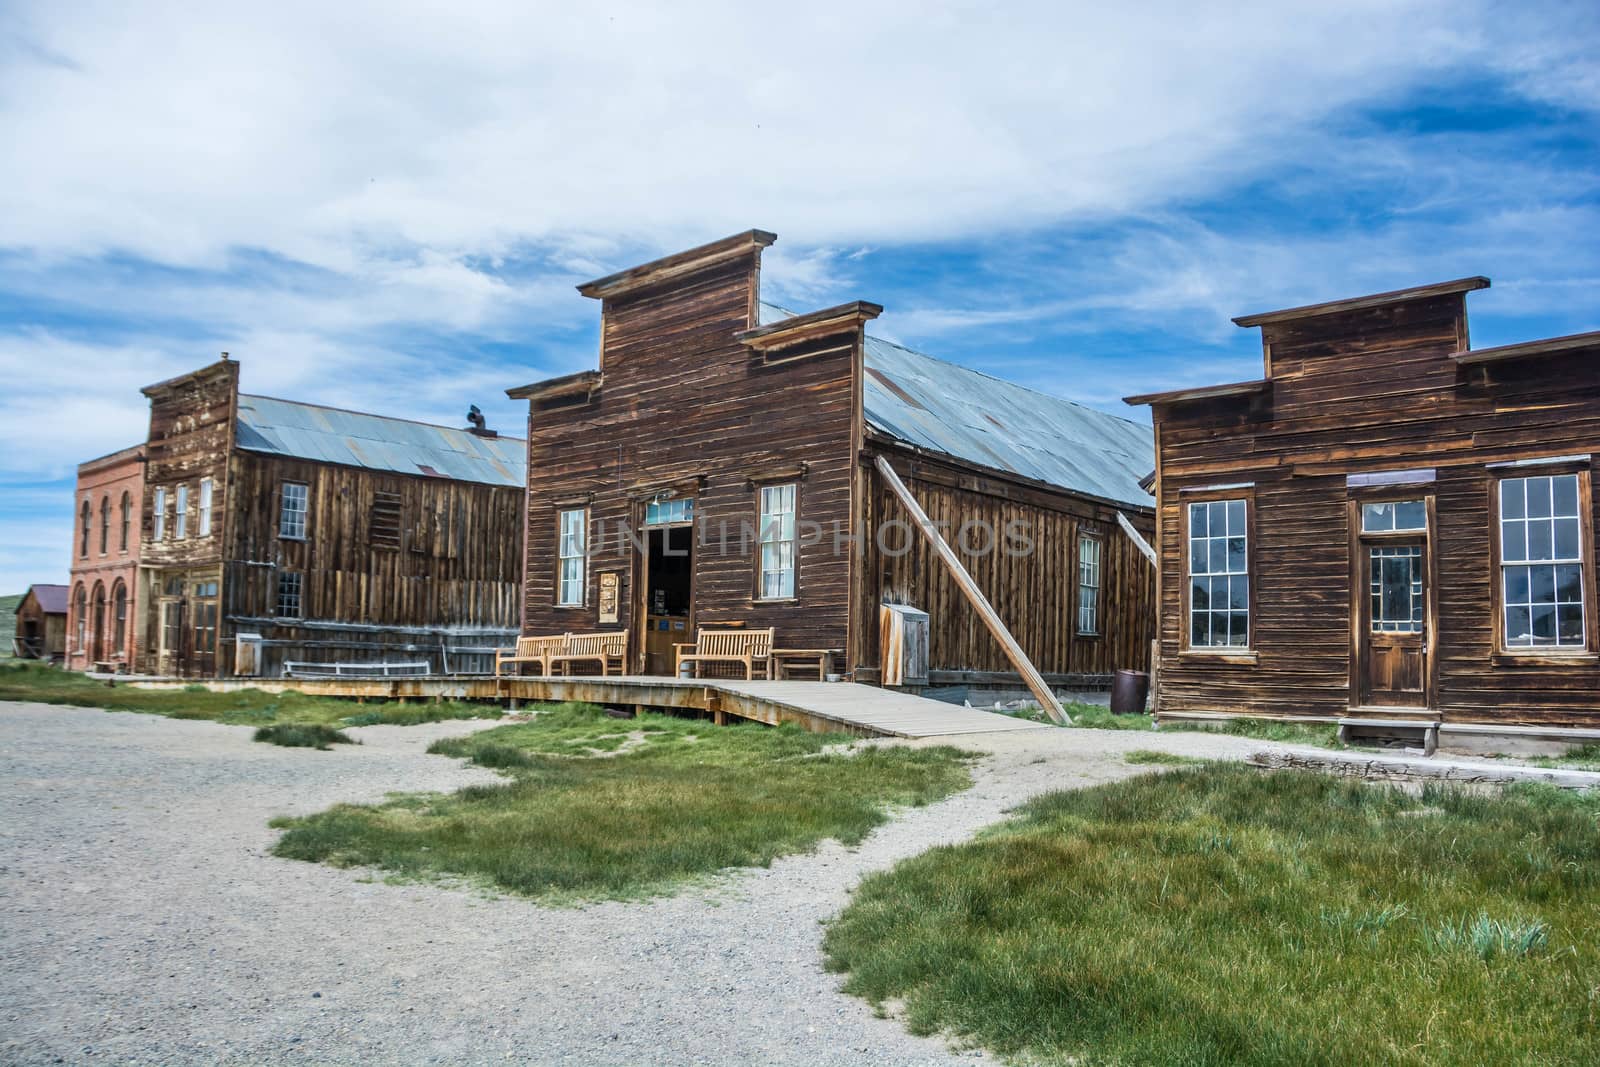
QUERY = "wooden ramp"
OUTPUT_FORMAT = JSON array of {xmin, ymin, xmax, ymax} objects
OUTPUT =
[{"xmin": 502, "ymin": 675, "xmax": 1050, "ymax": 739}]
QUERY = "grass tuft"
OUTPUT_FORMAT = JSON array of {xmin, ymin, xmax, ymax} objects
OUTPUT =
[
  {"xmin": 1123, "ymin": 749, "xmax": 1207, "ymax": 766},
  {"xmin": 254, "ymin": 723, "xmax": 355, "ymax": 750},
  {"xmin": 272, "ymin": 703, "xmax": 975, "ymax": 902},
  {"xmin": 824, "ymin": 764, "xmax": 1600, "ymax": 1066},
  {"xmin": 0, "ymin": 659, "xmax": 502, "ymax": 728}
]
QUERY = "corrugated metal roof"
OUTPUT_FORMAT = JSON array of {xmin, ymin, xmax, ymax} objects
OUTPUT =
[
  {"xmin": 234, "ymin": 395, "xmax": 526, "ymax": 487},
  {"xmin": 760, "ymin": 303, "xmax": 1154, "ymax": 508}
]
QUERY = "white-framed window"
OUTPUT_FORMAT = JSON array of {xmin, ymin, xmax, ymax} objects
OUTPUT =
[
  {"xmin": 1077, "ymin": 535, "xmax": 1101, "ymax": 634},
  {"xmin": 153, "ymin": 487, "xmax": 167, "ymax": 542},
  {"xmin": 279, "ymin": 482, "xmax": 308, "ymax": 540},
  {"xmin": 757, "ymin": 483, "xmax": 797, "ymax": 600},
  {"xmin": 1499, "ymin": 473, "xmax": 1586, "ymax": 649},
  {"xmin": 557, "ymin": 508, "xmax": 587, "ymax": 606},
  {"xmin": 276, "ymin": 572, "xmax": 303, "ymax": 619},
  {"xmin": 198, "ymin": 478, "xmax": 213, "ymax": 536},
  {"xmin": 1188, "ymin": 498, "xmax": 1250, "ymax": 648},
  {"xmin": 175, "ymin": 485, "xmax": 189, "ymax": 539}
]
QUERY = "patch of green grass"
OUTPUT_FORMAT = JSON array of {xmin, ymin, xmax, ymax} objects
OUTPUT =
[
  {"xmin": 823, "ymin": 765, "xmax": 1600, "ymax": 1066},
  {"xmin": 1123, "ymin": 749, "xmax": 1207, "ymax": 766},
  {"xmin": 254, "ymin": 722, "xmax": 355, "ymax": 750},
  {"xmin": 271, "ymin": 703, "xmax": 976, "ymax": 902},
  {"xmin": 0, "ymin": 659, "xmax": 502, "ymax": 728},
  {"xmin": 1527, "ymin": 743, "xmax": 1600, "ymax": 773},
  {"xmin": 1000, "ymin": 701, "xmax": 1342, "ymax": 747}
]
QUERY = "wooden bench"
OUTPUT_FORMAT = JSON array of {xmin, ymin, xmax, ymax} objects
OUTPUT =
[
  {"xmin": 549, "ymin": 631, "xmax": 628, "ymax": 676},
  {"xmin": 675, "ymin": 627, "xmax": 775, "ymax": 680},
  {"xmin": 770, "ymin": 648, "xmax": 836, "ymax": 680},
  {"xmin": 495, "ymin": 634, "xmax": 567, "ymax": 679}
]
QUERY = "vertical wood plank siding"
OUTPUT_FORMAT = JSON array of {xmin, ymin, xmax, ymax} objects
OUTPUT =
[
  {"xmin": 1150, "ymin": 294, "xmax": 1600, "ymax": 726},
  {"xmin": 856, "ymin": 448, "xmax": 1155, "ymax": 678}
]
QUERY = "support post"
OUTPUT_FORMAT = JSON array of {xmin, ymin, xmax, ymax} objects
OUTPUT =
[
  {"xmin": 1116, "ymin": 511, "xmax": 1157, "ymax": 566},
  {"xmin": 874, "ymin": 455, "xmax": 1070, "ymax": 726}
]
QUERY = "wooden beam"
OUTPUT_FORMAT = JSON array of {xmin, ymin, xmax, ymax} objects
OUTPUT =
[
  {"xmin": 1231, "ymin": 276, "xmax": 1490, "ymax": 328},
  {"xmin": 1116, "ymin": 511, "xmax": 1156, "ymax": 567},
  {"xmin": 874, "ymin": 455, "xmax": 1070, "ymax": 726}
]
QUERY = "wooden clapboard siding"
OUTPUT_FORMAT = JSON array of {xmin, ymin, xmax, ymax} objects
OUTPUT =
[
  {"xmin": 521, "ymin": 250, "xmax": 857, "ymax": 659},
  {"xmin": 1146, "ymin": 290, "xmax": 1600, "ymax": 728},
  {"xmin": 140, "ymin": 360, "xmax": 237, "ymax": 570},
  {"xmin": 856, "ymin": 443, "xmax": 1155, "ymax": 679}
]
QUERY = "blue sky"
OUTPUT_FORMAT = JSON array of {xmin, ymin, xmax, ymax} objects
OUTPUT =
[{"xmin": 2, "ymin": 0, "xmax": 1597, "ymax": 592}]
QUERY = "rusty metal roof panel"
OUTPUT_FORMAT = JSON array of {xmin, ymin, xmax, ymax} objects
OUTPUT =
[
  {"xmin": 234, "ymin": 395, "xmax": 526, "ymax": 487},
  {"xmin": 760, "ymin": 303, "xmax": 1154, "ymax": 508}
]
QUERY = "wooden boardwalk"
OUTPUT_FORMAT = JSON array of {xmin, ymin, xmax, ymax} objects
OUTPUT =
[
  {"xmin": 126, "ymin": 672, "xmax": 1051, "ymax": 739},
  {"xmin": 501, "ymin": 675, "xmax": 1051, "ymax": 738}
]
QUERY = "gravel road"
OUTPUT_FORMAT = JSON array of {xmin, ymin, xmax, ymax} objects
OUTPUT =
[{"xmin": 0, "ymin": 700, "xmax": 1296, "ymax": 1066}]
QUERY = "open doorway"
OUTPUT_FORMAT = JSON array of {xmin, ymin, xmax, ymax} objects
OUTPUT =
[{"xmin": 641, "ymin": 524, "xmax": 693, "ymax": 674}]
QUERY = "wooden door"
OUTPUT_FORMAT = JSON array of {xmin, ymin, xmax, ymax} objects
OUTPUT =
[{"xmin": 1362, "ymin": 541, "xmax": 1427, "ymax": 706}]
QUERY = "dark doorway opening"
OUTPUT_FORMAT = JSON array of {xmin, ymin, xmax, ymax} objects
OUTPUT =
[{"xmin": 642, "ymin": 525, "xmax": 693, "ymax": 674}]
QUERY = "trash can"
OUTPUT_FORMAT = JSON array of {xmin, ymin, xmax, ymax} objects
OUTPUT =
[{"xmin": 1110, "ymin": 669, "xmax": 1150, "ymax": 714}]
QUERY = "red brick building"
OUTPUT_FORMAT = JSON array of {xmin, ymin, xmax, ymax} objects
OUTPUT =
[{"xmin": 67, "ymin": 444, "xmax": 145, "ymax": 672}]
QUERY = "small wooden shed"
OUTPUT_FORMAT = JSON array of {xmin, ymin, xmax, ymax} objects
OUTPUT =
[{"xmin": 14, "ymin": 584, "xmax": 68, "ymax": 661}]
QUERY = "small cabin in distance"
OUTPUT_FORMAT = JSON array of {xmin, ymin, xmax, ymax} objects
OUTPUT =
[
  {"xmin": 509, "ymin": 230, "xmax": 1157, "ymax": 701},
  {"xmin": 1128, "ymin": 277, "xmax": 1600, "ymax": 746},
  {"xmin": 13, "ymin": 584, "xmax": 68, "ymax": 662}
]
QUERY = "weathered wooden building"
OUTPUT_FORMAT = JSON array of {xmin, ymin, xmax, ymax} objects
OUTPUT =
[
  {"xmin": 67, "ymin": 444, "xmax": 145, "ymax": 671},
  {"xmin": 1127, "ymin": 277, "xmax": 1600, "ymax": 737},
  {"xmin": 136, "ymin": 359, "xmax": 525, "ymax": 677},
  {"xmin": 13, "ymin": 584, "xmax": 68, "ymax": 661},
  {"xmin": 510, "ymin": 231, "xmax": 1156, "ymax": 694}
]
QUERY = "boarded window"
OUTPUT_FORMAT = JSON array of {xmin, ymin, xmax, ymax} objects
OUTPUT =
[
  {"xmin": 757, "ymin": 484, "xmax": 797, "ymax": 600},
  {"xmin": 1500, "ymin": 474, "xmax": 1586, "ymax": 649},
  {"xmin": 279, "ymin": 482, "xmax": 308, "ymax": 540},
  {"xmin": 277, "ymin": 572, "xmax": 303, "ymax": 619},
  {"xmin": 557, "ymin": 509, "xmax": 586, "ymax": 606},
  {"xmin": 370, "ymin": 490, "xmax": 402, "ymax": 550},
  {"xmin": 1188, "ymin": 499, "xmax": 1250, "ymax": 648},
  {"xmin": 1077, "ymin": 535, "xmax": 1101, "ymax": 634}
]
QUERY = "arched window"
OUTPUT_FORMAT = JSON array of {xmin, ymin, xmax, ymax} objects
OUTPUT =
[
  {"xmin": 91, "ymin": 583, "xmax": 107, "ymax": 661},
  {"xmin": 113, "ymin": 581, "xmax": 128, "ymax": 653},
  {"xmin": 120, "ymin": 492, "xmax": 132, "ymax": 552},
  {"xmin": 99, "ymin": 496, "xmax": 111, "ymax": 555},
  {"xmin": 79, "ymin": 501, "xmax": 91, "ymax": 557},
  {"xmin": 72, "ymin": 584, "xmax": 87, "ymax": 650}
]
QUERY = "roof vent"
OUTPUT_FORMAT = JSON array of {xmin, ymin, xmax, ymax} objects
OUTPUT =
[{"xmin": 465, "ymin": 404, "xmax": 498, "ymax": 438}]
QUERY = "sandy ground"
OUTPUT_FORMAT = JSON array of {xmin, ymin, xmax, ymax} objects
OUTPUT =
[{"xmin": 0, "ymin": 700, "xmax": 1307, "ymax": 1066}]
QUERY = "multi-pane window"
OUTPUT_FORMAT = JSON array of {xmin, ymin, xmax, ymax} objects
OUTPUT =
[
  {"xmin": 557, "ymin": 509, "xmax": 586, "ymax": 606},
  {"xmin": 99, "ymin": 497, "xmax": 110, "ymax": 554},
  {"xmin": 276, "ymin": 572, "xmax": 303, "ymax": 619},
  {"xmin": 1370, "ymin": 545, "xmax": 1424, "ymax": 633},
  {"xmin": 645, "ymin": 497, "xmax": 694, "ymax": 526},
  {"xmin": 198, "ymin": 478, "xmax": 213, "ymax": 536},
  {"xmin": 79, "ymin": 500, "xmax": 90, "ymax": 557},
  {"xmin": 279, "ymin": 482, "xmax": 308, "ymax": 539},
  {"xmin": 120, "ymin": 492, "xmax": 131, "ymax": 552},
  {"xmin": 175, "ymin": 485, "xmax": 189, "ymax": 539},
  {"xmin": 1500, "ymin": 474, "xmax": 1586, "ymax": 649},
  {"xmin": 1362, "ymin": 500, "xmax": 1426, "ymax": 533},
  {"xmin": 757, "ymin": 483, "xmax": 797, "ymax": 600},
  {"xmin": 153, "ymin": 488, "xmax": 167, "ymax": 541},
  {"xmin": 1077, "ymin": 535, "xmax": 1101, "ymax": 634},
  {"xmin": 1188, "ymin": 498, "xmax": 1250, "ymax": 648}
]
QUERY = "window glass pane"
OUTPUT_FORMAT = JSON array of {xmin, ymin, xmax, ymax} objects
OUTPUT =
[
  {"xmin": 1209, "ymin": 539, "xmax": 1227, "ymax": 574},
  {"xmin": 1526, "ymin": 477, "xmax": 1552, "ymax": 518},
  {"xmin": 1554, "ymin": 518, "xmax": 1580, "ymax": 561},
  {"xmin": 1501, "ymin": 479, "xmax": 1525, "ymax": 520},
  {"xmin": 1228, "ymin": 613, "xmax": 1249, "ymax": 646},
  {"xmin": 1227, "ymin": 536, "xmax": 1247, "ymax": 573},
  {"xmin": 1228, "ymin": 575, "xmax": 1249, "ymax": 611},
  {"xmin": 1503, "ymin": 565, "xmax": 1529, "ymax": 605},
  {"xmin": 1361, "ymin": 502, "xmax": 1393, "ymax": 532},
  {"xmin": 1190, "ymin": 540, "xmax": 1208, "ymax": 575},
  {"xmin": 1531, "ymin": 604, "xmax": 1557, "ymax": 644},
  {"xmin": 1527, "ymin": 519, "xmax": 1553, "ymax": 561},
  {"xmin": 1208, "ymin": 501, "xmax": 1227, "ymax": 537},
  {"xmin": 1557, "ymin": 605, "xmax": 1584, "ymax": 643},
  {"xmin": 1555, "ymin": 564, "xmax": 1583, "ymax": 604},
  {"xmin": 1191, "ymin": 577, "xmax": 1210, "ymax": 610},
  {"xmin": 1502, "ymin": 520, "xmax": 1527, "ymax": 563},
  {"xmin": 1505, "ymin": 605, "xmax": 1531, "ymax": 645},
  {"xmin": 1190, "ymin": 612, "xmax": 1210, "ymax": 646},
  {"xmin": 1189, "ymin": 503, "xmax": 1207, "ymax": 538},
  {"xmin": 1553, "ymin": 474, "xmax": 1578, "ymax": 517},
  {"xmin": 1225, "ymin": 500, "xmax": 1245, "ymax": 537},
  {"xmin": 1394, "ymin": 500, "xmax": 1425, "ymax": 530}
]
